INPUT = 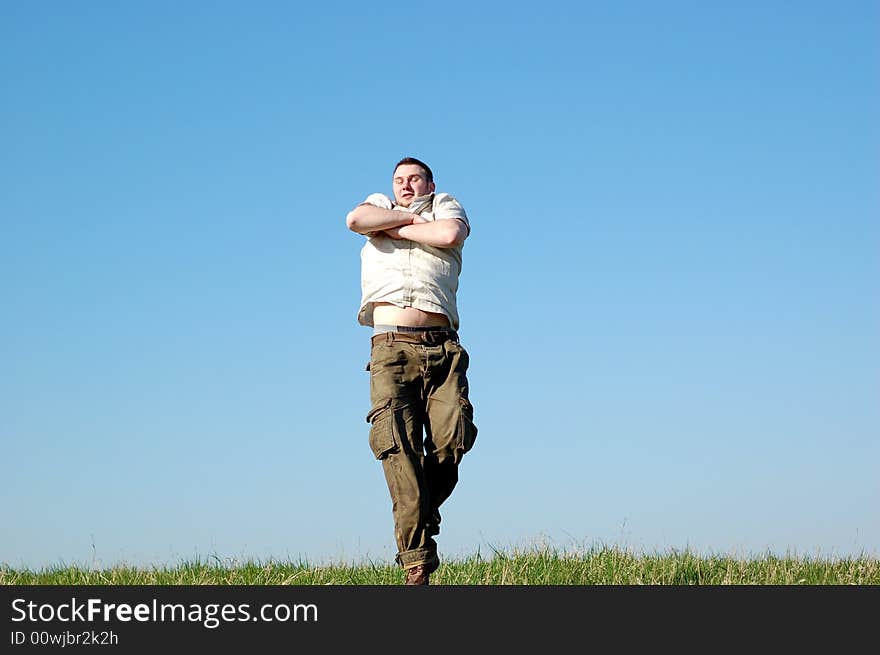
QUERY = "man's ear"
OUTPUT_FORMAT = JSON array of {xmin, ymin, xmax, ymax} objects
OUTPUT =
[{"xmin": 428, "ymin": 181, "xmax": 436, "ymax": 194}]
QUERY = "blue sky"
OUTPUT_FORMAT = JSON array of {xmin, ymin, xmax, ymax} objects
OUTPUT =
[{"xmin": 2, "ymin": 1, "xmax": 878, "ymax": 569}]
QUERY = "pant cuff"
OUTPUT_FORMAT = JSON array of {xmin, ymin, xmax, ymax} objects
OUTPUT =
[{"xmin": 397, "ymin": 549, "xmax": 440, "ymax": 571}]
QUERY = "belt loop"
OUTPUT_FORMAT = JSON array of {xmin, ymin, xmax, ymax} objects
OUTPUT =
[{"xmin": 385, "ymin": 331, "xmax": 393, "ymax": 346}]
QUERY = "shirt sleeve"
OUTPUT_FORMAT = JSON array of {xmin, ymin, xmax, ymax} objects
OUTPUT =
[
  {"xmin": 362, "ymin": 193, "xmax": 393, "ymax": 210},
  {"xmin": 433, "ymin": 193, "xmax": 470, "ymax": 234}
]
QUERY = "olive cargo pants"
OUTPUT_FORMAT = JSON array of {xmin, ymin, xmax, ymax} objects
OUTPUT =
[{"xmin": 366, "ymin": 328, "xmax": 477, "ymax": 571}]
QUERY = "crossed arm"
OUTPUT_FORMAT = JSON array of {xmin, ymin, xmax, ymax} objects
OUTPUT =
[{"xmin": 345, "ymin": 203, "xmax": 468, "ymax": 248}]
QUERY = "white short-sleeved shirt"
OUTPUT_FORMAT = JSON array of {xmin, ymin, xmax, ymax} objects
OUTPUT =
[{"xmin": 357, "ymin": 192, "xmax": 470, "ymax": 330}]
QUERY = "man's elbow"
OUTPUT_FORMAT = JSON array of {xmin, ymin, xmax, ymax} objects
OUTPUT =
[
  {"xmin": 346, "ymin": 210, "xmax": 363, "ymax": 233},
  {"xmin": 442, "ymin": 222, "xmax": 467, "ymax": 248}
]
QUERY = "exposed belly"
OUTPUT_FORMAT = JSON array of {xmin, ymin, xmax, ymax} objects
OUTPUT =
[{"xmin": 372, "ymin": 302, "xmax": 450, "ymax": 328}]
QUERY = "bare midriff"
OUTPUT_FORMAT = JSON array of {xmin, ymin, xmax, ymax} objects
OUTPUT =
[{"xmin": 372, "ymin": 302, "xmax": 450, "ymax": 328}]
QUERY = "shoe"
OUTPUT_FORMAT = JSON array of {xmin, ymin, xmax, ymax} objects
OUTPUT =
[
  {"xmin": 405, "ymin": 564, "xmax": 430, "ymax": 585},
  {"xmin": 404, "ymin": 557, "xmax": 439, "ymax": 586}
]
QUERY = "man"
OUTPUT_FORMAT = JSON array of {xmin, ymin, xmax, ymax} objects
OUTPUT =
[{"xmin": 346, "ymin": 156, "xmax": 478, "ymax": 585}]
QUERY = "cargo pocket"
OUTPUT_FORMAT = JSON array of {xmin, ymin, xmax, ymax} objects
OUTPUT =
[
  {"xmin": 455, "ymin": 397, "xmax": 478, "ymax": 464},
  {"xmin": 366, "ymin": 399, "xmax": 398, "ymax": 460}
]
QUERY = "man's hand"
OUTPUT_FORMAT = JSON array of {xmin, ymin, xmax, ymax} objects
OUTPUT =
[{"xmin": 384, "ymin": 216, "xmax": 428, "ymax": 239}]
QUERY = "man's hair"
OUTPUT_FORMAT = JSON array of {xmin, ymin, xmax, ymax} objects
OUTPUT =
[{"xmin": 393, "ymin": 156, "xmax": 433, "ymax": 184}]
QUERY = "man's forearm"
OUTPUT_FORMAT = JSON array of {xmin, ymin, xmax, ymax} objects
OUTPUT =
[
  {"xmin": 346, "ymin": 204, "xmax": 414, "ymax": 234},
  {"xmin": 389, "ymin": 219, "xmax": 467, "ymax": 248}
]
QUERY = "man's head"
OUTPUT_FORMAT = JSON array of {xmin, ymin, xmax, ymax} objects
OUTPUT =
[{"xmin": 392, "ymin": 157, "xmax": 435, "ymax": 207}]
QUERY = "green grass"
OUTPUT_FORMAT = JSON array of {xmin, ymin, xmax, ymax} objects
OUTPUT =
[{"xmin": 3, "ymin": 546, "xmax": 878, "ymax": 585}]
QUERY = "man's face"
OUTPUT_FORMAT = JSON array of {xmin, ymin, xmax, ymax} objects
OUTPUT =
[{"xmin": 392, "ymin": 164, "xmax": 435, "ymax": 207}]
